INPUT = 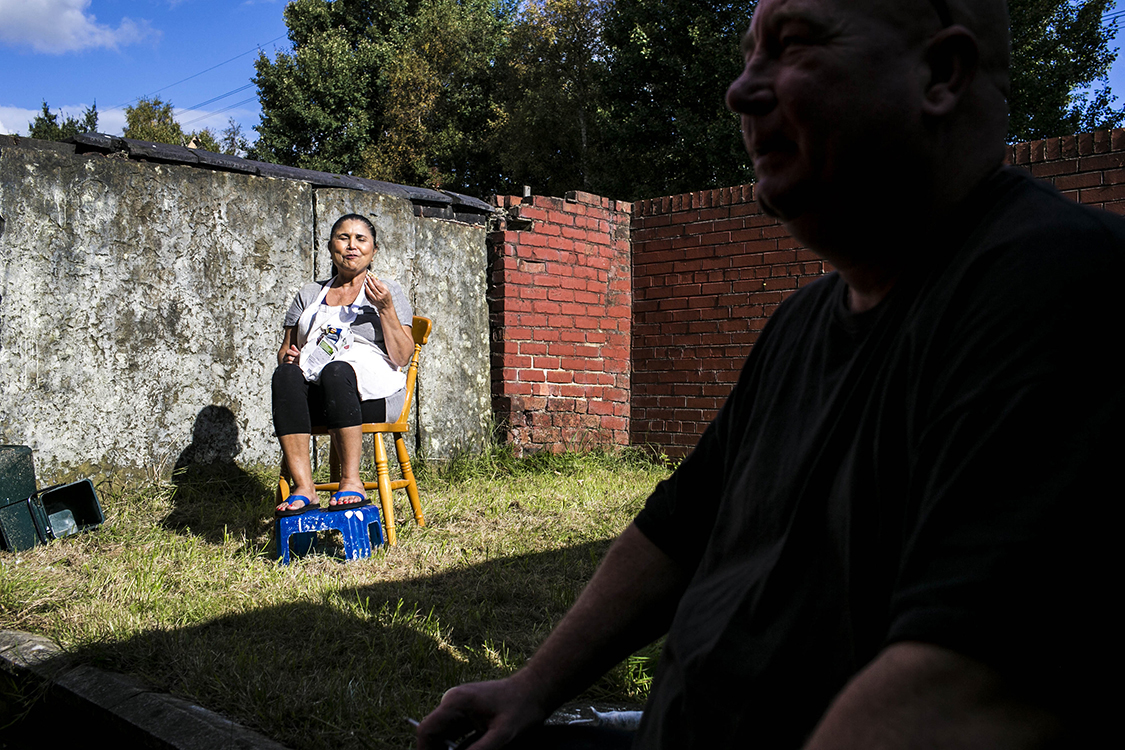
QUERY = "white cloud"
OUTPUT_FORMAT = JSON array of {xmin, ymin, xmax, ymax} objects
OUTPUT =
[
  {"xmin": 0, "ymin": 105, "xmax": 40, "ymax": 135},
  {"xmin": 0, "ymin": 0, "xmax": 159, "ymax": 54}
]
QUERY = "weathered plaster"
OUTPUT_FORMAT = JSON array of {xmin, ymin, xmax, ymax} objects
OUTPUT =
[
  {"xmin": 412, "ymin": 217, "xmax": 491, "ymax": 458},
  {"xmin": 0, "ymin": 139, "xmax": 490, "ymax": 481}
]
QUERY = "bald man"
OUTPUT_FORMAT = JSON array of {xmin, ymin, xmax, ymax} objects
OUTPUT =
[{"xmin": 418, "ymin": 1, "xmax": 1121, "ymax": 748}]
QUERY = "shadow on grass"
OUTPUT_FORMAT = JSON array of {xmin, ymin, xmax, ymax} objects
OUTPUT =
[
  {"xmin": 163, "ymin": 406, "xmax": 276, "ymax": 546},
  {"xmin": 51, "ymin": 539, "xmax": 620, "ymax": 750}
]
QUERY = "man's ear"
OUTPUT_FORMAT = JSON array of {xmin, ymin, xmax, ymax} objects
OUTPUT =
[{"xmin": 922, "ymin": 26, "xmax": 980, "ymax": 117}]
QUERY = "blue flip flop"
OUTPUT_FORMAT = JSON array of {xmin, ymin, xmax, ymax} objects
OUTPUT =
[
  {"xmin": 328, "ymin": 490, "xmax": 370, "ymax": 511},
  {"xmin": 275, "ymin": 494, "xmax": 319, "ymax": 517}
]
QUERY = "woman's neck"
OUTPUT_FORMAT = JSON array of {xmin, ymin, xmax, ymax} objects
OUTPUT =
[
  {"xmin": 325, "ymin": 270, "xmax": 366, "ymax": 305},
  {"xmin": 334, "ymin": 269, "xmax": 366, "ymax": 288}
]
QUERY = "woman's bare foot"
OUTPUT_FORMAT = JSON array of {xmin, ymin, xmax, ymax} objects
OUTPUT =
[
  {"xmin": 329, "ymin": 480, "xmax": 368, "ymax": 509},
  {"xmin": 277, "ymin": 487, "xmax": 319, "ymax": 514}
]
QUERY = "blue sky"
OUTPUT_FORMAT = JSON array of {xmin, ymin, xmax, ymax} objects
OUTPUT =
[
  {"xmin": 2, "ymin": 1, "xmax": 1125, "ymax": 146},
  {"xmin": 0, "ymin": 0, "xmax": 290, "ymax": 141}
]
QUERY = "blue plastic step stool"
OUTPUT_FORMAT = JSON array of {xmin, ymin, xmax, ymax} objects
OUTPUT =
[{"xmin": 275, "ymin": 505, "xmax": 385, "ymax": 564}]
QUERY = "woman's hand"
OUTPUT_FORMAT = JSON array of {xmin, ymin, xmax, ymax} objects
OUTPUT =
[
  {"xmin": 278, "ymin": 327, "xmax": 300, "ymax": 366},
  {"xmin": 365, "ymin": 274, "xmax": 415, "ymax": 368},
  {"xmin": 364, "ymin": 273, "xmax": 394, "ymax": 311},
  {"xmin": 280, "ymin": 345, "xmax": 301, "ymax": 365}
]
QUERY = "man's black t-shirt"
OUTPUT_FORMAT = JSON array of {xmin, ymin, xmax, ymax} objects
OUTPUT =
[{"xmin": 632, "ymin": 168, "xmax": 1123, "ymax": 748}]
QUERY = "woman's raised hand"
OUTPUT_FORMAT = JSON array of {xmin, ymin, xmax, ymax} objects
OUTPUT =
[{"xmin": 364, "ymin": 273, "xmax": 394, "ymax": 312}]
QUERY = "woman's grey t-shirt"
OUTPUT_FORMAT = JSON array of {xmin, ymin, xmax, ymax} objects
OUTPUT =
[
  {"xmin": 283, "ymin": 278, "xmax": 413, "ymax": 416},
  {"xmin": 284, "ymin": 278, "xmax": 413, "ymax": 353}
]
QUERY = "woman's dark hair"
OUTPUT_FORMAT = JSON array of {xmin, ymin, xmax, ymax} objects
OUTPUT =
[{"xmin": 330, "ymin": 213, "xmax": 377, "ymax": 242}]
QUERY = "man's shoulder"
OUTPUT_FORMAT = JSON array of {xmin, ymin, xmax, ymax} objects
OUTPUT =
[
  {"xmin": 978, "ymin": 167, "xmax": 1125, "ymax": 257},
  {"xmin": 936, "ymin": 168, "xmax": 1125, "ymax": 309}
]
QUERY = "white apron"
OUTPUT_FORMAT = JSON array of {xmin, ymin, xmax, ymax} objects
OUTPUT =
[{"xmin": 295, "ymin": 278, "xmax": 406, "ymax": 401}]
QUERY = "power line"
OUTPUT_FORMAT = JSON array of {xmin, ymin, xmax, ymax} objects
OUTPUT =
[
  {"xmin": 107, "ymin": 34, "xmax": 288, "ymax": 113},
  {"xmin": 178, "ymin": 97, "xmax": 259, "ymax": 129},
  {"xmin": 181, "ymin": 83, "xmax": 256, "ymax": 114}
]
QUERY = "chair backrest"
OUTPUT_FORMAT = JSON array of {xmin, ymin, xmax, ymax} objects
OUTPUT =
[{"xmin": 389, "ymin": 315, "xmax": 432, "ymax": 428}]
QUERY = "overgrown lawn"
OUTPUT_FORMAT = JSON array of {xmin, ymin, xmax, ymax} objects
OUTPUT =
[{"xmin": 0, "ymin": 447, "xmax": 673, "ymax": 749}]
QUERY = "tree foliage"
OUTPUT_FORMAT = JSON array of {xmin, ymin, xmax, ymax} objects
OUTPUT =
[
  {"xmin": 361, "ymin": 0, "xmax": 506, "ymax": 189},
  {"xmin": 1008, "ymin": 0, "xmax": 1122, "ymax": 142},
  {"xmin": 124, "ymin": 96, "xmax": 187, "ymax": 144},
  {"xmin": 251, "ymin": 0, "xmax": 1123, "ymax": 200},
  {"xmin": 28, "ymin": 100, "xmax": 99, "ymax": 141},
  {"xmin": 491, "ymin": 0, "xmax": 610, "ymax": 196},
  {"xmin": 220, "ymin": 118, "xmax": 252, "ymax": 158},
  {"xmin": 123, "ymin": 96, "xmax": 244, "ymax": 154},
  {"xmin": 597, "ymin": 0, "xmax": 756, "ymax": 199},
  {"xmin": 253, "ymin": 0, "xmax": 409, "ymax": 175}
]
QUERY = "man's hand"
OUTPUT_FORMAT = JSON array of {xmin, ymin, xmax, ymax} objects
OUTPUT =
[
  {"xmin": 416, "ymin": 524, "xmax": 688, "ymax": 750},
  {"xmin": 416, "ymin": 674, "xmax": 549, "ymax": 750}
]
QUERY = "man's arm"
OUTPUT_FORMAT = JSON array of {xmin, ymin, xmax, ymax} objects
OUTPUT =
[
  {"xmin": 803, "ymin": 642, "xmax": 1061, "ymax": 750},
  {"xmin": 416, "ymin": 523, "xmax": 688, "ymax": 750}
]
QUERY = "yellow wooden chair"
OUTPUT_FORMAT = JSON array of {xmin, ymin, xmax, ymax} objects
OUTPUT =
[{"xmin": 278, "ymin": 315, "xmax": 432, "ymax": 546}]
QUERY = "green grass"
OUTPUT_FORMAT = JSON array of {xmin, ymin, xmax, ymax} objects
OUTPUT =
[{"xmin": 0, "ymin": 446, "xmax": 673, "ymax": 749}]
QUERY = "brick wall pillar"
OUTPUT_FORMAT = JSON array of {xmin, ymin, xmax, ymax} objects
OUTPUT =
[{"xmin": 488, "ymin": 191, "xmax": 633, "ymax": 454}]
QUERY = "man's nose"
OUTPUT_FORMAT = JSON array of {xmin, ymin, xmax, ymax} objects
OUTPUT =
[{"xmin": 726, "ymin": 61, "xmax": 776, "ymax": 117}]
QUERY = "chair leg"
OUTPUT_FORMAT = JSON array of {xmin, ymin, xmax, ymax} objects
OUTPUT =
[
  {"xmin": 277, "ymin": 455, "xmax": 292, "ymax": 505},
  {"xmin": 373, "ymin": 434, "xmax": 397, "ymax": 546},
  {"xmin": 395, "ymin": 435, "xmax": 425, "ymax": 527}
]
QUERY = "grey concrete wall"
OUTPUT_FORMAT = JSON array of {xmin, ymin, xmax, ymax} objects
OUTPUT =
[
  {"xmin": 0, "ymin": 138, "xmax": 490, "ymax": 481},
  {"xmin": 411, "ymin": 215, "xmax": 491, "ymax": 457}
]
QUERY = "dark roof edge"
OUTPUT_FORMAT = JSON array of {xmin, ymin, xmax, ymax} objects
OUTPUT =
[{"xmin": 4, "ymin": 132, "xmax": 495, "ymax": 217}]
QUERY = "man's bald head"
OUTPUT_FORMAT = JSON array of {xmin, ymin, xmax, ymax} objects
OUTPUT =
[
  {"xmin": 877, "ymin": 0, "xmax": 1010, "ymax": 97},
  {"xmin": 727, "ymin": 0, "xmax": 1012, "ymax": 260}
]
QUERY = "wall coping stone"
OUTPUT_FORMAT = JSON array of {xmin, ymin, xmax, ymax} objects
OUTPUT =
[{"xmin": 14, "ymin": 132, "xmax": 500, "ymax": 222}]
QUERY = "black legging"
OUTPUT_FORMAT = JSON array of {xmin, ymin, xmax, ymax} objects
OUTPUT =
[{"xmin": 272, "ymin": 361, "xmax": 386, "ymax": 436}]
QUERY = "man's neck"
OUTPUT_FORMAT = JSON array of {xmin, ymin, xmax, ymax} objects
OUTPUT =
[
  {"xmin": 839, "ymin": 260, "xmax": 904, "ymax": 314},
  {"xmin": 794, "ymin": 162, "xmax": 1005, "ymax": 313}
]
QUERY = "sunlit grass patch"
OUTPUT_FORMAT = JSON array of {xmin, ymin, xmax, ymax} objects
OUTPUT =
[{"xmin": 0, "ymin": 448, "xmax": 672, "ymax": 749}]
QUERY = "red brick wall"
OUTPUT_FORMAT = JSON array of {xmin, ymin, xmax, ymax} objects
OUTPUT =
[
  {"xmin": 488, "ymin": 191, "xmax": 633, "ymax": 453},
  {"xmin": 630, "ymin": 186, "xmax": 827, "ymax": 454},
  {"xmin": 1005, "ymin": 128, "xmax": 1125, "ymax": 213},
  {"xmin": 489, "ymin": 128, "xmax": 1125, "ymax": 457}
]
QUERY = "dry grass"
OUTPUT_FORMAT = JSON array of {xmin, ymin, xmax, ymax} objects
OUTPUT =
[{"xmin": 0, "ymin": 448, "xmax": 672, "ymax": 749}]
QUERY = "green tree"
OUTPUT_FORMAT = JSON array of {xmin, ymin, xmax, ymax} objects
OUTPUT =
[
  {"xmin": 124, "ymin": 95, "xmax": 223, "ymax": 150},
  {"xmin": 1008, "ymin": 0, "xmax": 1122, "ymax": 142},
  {"xmin": 187, "ymin": 128, "xmax": 222, "ymax": 152},
  {"xmin": 491, "ymin": 0, "xmax": 609, "ymax": 196},
  {"xmin": 248, "ymin": 0, "xmax": 1124, "ymax": 199},
  {"xmin": 598, "ymin": 0, "xmax": 756, "ymax": 200},
  {"xmin": 360, "ymin": 0, "xmax": 506, "ymax": 189},
  {"xmin": 124, "ymin": 96, "xmax": 186, "ymax": 144},
  {"xmin": 252, "ymin": 0, "xmax": 410, "ymax": 175},
  {"xmin": 27, "ymin": 100, "xmax": 99, "ymax": 141},
  {"xmin": 220, "ymin": 118, "xmax": 251, "ymax": 158}
]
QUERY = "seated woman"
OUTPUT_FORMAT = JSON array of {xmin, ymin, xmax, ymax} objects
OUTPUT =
[{"xmin": 273, "ymin": 213, "xmax": 414, "ymax": 516}]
